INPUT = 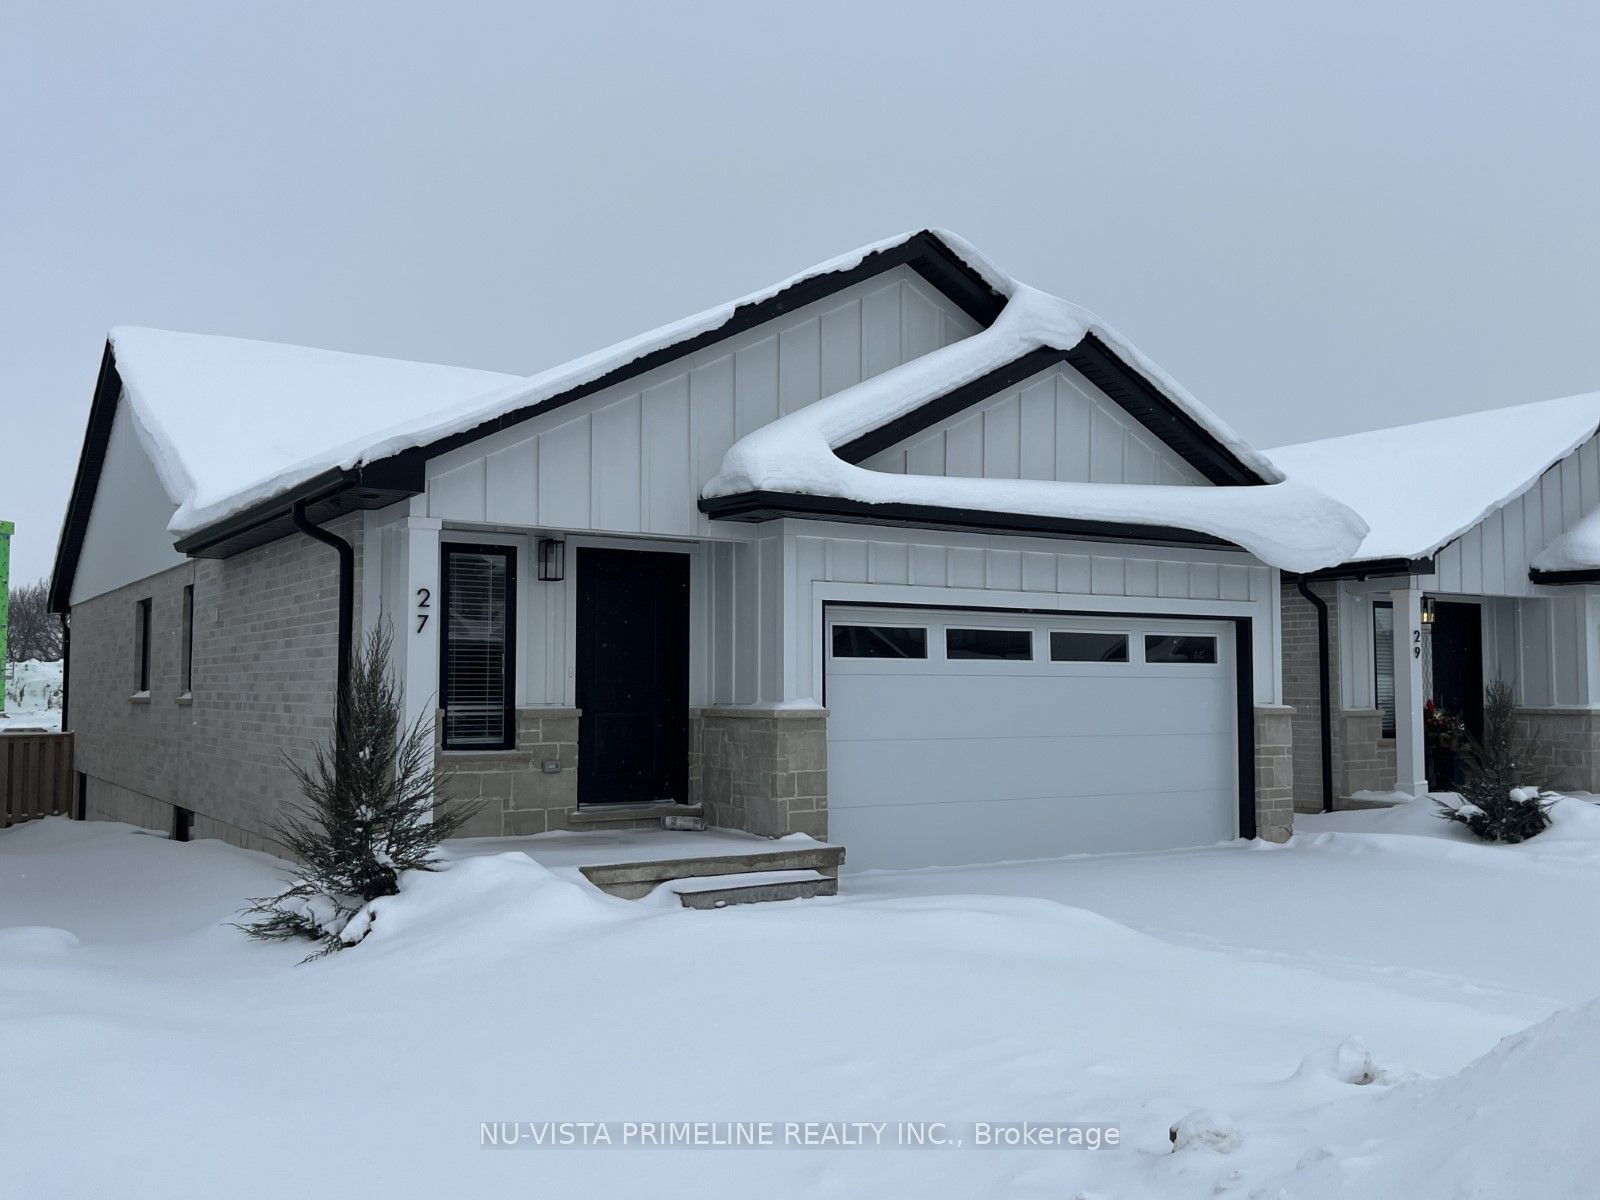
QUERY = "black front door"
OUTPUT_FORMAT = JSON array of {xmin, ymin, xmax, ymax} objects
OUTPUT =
[
  {"xmin": 1432, "ymin": 600, "xmax": 1485, "ymax": 742},
  {"xmin": 1433, "ymin": 601, "xmax": 1478, "ymax": 790},
  {"xmin": 575, "ymin": 548, "xmax": 690, "ymax": 806}
]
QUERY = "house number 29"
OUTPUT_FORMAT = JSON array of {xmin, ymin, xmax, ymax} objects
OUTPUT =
[
  {"xmin": 416, "ymin": 587, "xmax": 431, "ymax": 634},
  {"xmin": 1413, "ymin": 629, "xmax": 1422, "ymax": 659}
]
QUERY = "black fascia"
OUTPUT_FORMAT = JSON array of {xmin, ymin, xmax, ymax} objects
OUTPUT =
[{"xmin": 700, "ymin": 490, "xmax": 1236, "ymax": 551}]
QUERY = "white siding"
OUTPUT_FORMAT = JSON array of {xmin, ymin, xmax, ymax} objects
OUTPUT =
[
  {"xmin": 773, "ymin": 522, "xmax": 1277, "ymax": 707},
  {"xmin": 1341, "ymin": 584, "xmax": 1595, "ymax": 710},
  {"xmin": 69, "ymin": 396, "xmax": 187, "ymax": 605},
  {"xmin": 1424, "ymin": 430, "xmax": 1600, "ymax": 598},
  {"xmin": 860, "ymin": 361, "xmax": 1208, "ymax": 486},
  {"xmin": 422, "ymin": 267, "xmax": 981, "ymax": 536}
]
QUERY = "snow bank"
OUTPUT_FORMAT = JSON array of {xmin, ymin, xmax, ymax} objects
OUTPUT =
[
  {"xmin": 4, "ymin": 816, "xmax": 1576, "ymax": 1199},
  {"xmin": 707, "ymin": 283, "xmax": 1366, "ymax": 572},
  {"xmin": 1275, "ymin": 996, "xmax": 1600, "ymax": 1199},
  {"xmin": 1301, "ymin": 791, "xmax": 1600, "ymax": 850},
  {"xmin": 1269, "ymin": 391, "xmax": 1600, "ymax": 562}
]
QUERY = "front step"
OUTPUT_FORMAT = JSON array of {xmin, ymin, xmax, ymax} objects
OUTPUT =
[
  {"xmin": 666, "ymin": 869, "xmax": 837, "ymax": 909},
  {"xmin": 580, "ymin": 842, "xmax": 845, "ymax": 900}
]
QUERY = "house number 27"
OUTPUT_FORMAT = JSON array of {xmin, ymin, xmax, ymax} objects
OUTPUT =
[{"xmin": 416, "ymin": 587, "xmax": 431, "ymax": 634}]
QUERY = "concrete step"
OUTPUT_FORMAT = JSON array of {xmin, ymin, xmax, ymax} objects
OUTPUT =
[
  {"xmin": 667, "ymin": 869, "xmax": 838, "ymax": 909},
  {"xmin": 580, "ymin": 841, "xmax": 845, "ymax": 900}
]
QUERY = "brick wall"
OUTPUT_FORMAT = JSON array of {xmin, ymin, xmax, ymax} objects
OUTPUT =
[
  {"xmin": 69, "ymin": 515, "xmax": 360, "ymax": 852},
  {"xmin": 1281, "ymin": 577, "xmax": 1343, "ymax": 813}
]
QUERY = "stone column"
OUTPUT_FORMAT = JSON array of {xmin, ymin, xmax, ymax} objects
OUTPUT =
[{"xmin": 1391, "ymin": 584, "xmax": 1428, "ymax": 796}]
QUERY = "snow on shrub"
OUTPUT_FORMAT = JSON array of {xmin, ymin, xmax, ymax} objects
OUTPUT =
[
  {"xmin": 1435, "ymin": 680, "xmax": 1554, "ymax": 843},
  {"xmin": 240, "ymin": 622, "xmax": 481, "ymax": 959}
]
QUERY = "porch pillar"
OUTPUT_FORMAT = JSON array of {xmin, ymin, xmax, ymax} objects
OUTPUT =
[
  {"xmin": 401, "ymin": 516, "xmax": 443, "ymax": 755},
  {"xmin": 1391, "ymin": 584, "xmax": 1429, "ymax": 796}
]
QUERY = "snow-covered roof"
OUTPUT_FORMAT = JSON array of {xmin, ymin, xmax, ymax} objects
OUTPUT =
[
  {"xmin": 100, "ymin": 229, "xmax": 1367, "ymax": 573},
  {"xmin": 707, "ymin": 278, "xmax": 1366, "ymax": 573},
  {"xmin": 109, "ymin": 327, "xmax": 522, "ymax": 531},
  {"xmin": 1268, "ymin": 392, "xmax": 1600, "ymax": 565}
]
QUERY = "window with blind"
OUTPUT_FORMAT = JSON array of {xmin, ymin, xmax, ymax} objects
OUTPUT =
[
  {"xmin": 441, "ymin": 544, "xmax": 516, "ymax": 750},
  {"xmin": 1373, "ymin": 601, "xmax": 1396, "ymax": 737}
]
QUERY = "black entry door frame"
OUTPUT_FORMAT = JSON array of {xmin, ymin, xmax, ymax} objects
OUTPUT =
[{"xmin": 572, "ymin": 542, "xmax": 694, "ymax": 807}]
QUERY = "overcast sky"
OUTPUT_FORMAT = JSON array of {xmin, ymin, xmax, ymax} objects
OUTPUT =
[{"xmin": 3, "ymin": 2, "xmax": 1598, "ymax": 583}]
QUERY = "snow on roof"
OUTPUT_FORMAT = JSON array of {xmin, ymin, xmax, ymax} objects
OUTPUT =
[
  {"xmin": 707, "ymin": 281, "xmax": 1366, "ymax": 572},
  {"xmin": 109, "ymin": 327, "xmax": 522, "ymax": 532},
  {"xmin": 1532, "ymin": 505, "xmax": 1600, "ymax": 574},
  {"xmin": 117, "ymin": 231, "xmax": 957, "ymax": 537},
  {"xmin": 112, "ymin": 230, "xmax": 1301, "ymax": 547},
  {"xmin": 1268, "ymin": 391, "xmax": 1600, "ymax": 564}
]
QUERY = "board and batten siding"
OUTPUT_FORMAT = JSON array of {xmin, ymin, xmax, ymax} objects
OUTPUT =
[
  {"xmin": 702, "ymin": 521, "xmax": 1281, "ymax": 708},
  {"xmin": 423, "ymin": 266, "xmax": 981, "ymax": 536},
  {"xmin": 1422, "ymin": 430, "xmax": 1600, "ymax": 599},
  {"xmin": 1338, "ymin": 583, "xmax": 1595, "ymax": 711},
  {"xmin": 860, "ymin": 361, "xmax": 1208, "ymax": 487},
  {"xmin": 1334, "ymin": 429, "xmax": 1600, "ymax": 712}
]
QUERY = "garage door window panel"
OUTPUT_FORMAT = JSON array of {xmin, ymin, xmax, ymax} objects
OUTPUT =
[
  {"xmin": 1050, "ymin": 631, "xmax": 1129, "ymax": 663},
  {"xmin": 831, "ymin": 625, "xmax": 927, "ymax": 660},
  {"xmin": 945, "ymin": 628, "xmax": 1033, "ymax": 661},
  {"xmin": 1144, "ymin": 634, "xmax": 1218, "ymax": 664}
]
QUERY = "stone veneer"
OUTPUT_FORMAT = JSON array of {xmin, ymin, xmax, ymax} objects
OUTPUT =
[
  {"xmin": 1338, "ymin": 709, "xmax": 1396, "ymax": 800},
  {"xmin": 1253, "ymin": 705, "xmax": 1294, "ymax": 843},
  {"xmin": 436, "ymin": 707, "xmax": 605, "ymax": 837},
  {"xmin": 1514, "ymin": 709, "xmax": 1600, "ymax": 794},
  {"xmin": 692, "ymin": 707, "xmax": 828, "ymax": 840}
]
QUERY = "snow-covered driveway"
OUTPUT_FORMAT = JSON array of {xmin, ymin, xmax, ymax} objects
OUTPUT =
[
  {"xmin": 848, "ymin": 803, "xmax": 1600, "ymax": 1022},
  {"xmin": 3, "ymin": 801, "xmax": 1599, "ymax": 1199}
]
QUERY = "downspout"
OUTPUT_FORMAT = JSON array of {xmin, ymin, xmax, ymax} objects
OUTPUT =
[
  {"xmin": 291, "ymin": 501, "xmax": 354, "ymax": 744},
  {"xmin": 1294, "ymin": 576, "xmax": 1334, "ymax": 813},
  {"xmin": 60, "ymin": 615, "xmax": 70, "ymax": 735}
]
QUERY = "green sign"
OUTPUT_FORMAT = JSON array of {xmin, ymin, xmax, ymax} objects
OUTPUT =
[{"xmin": 0, "ymin": 519, "xmax": 11, "ymax": 716}]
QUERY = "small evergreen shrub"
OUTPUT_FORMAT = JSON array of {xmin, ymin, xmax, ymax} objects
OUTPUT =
[
  {"xmin": 241, "ymin": 622, "xmax": 480, "ymax": 958},
  {"xmin": 1435, "ymin": 680, "xmax": 1554, "ymax": 844}
]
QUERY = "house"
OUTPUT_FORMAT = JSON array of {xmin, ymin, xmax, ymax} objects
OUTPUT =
[
  {"xmin": 48, "ymin": 230, "xmax": 1364, "ymax": 873},
  {"xmin": 1272, "ymin": 392, "xmax": 1600, "ymax": 811}
]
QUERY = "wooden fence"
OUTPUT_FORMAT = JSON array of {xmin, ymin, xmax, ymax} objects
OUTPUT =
[{"xmin": 2, "ymin": 731, "xmax": 75, "ymax": 827}]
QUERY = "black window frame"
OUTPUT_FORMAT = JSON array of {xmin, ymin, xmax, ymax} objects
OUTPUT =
[
  {"xmin": 1143, "ymin": 633, "xmax": 1219, "ymax": 664},
  {"xmin": 180, "ymin": 584, "xmax": 195, "ymax": 695},
  {"xmin": 1373, "ymin": 600, "xmax": 1397, "ymax": 738},
  {"xmin": 1049, "ymin": 630, "xmax": 1130, "ymax": 663},
  {"xmin": 829, "ymin": 624, "xmax": 928, "ymax": 660},
  {"xmin": 134, "ymin": 597, "xmax": 151, "ymax": 693},
  {"xmin": 945, "ymin": 627, "xmax": 1034, "ymax": 661},
  {"xmin": 439, "ymin": 542, "xmax": 518, "ymax": 752}
]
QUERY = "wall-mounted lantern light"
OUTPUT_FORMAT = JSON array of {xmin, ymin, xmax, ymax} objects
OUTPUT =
[
  {"xmin": 537, "ymin": 538, "xmax": 565, "ymax": 582},
  {"xmin": 1420, "ymin": 596, "xmax": 1435, "ymax": 626}
]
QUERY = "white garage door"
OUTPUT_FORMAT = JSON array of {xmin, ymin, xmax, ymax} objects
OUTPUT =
[{"xmin": 825, "ymin": 606, "xmax": 1240, "ymax": 869}]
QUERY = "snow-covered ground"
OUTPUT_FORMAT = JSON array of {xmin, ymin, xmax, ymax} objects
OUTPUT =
[
  {"xmin": 4, "ymin": 799, "xmax": 1599, "ymax": 1198},
  {"xmin": 3, "ymin": 657, "xmax": 62, "ymax": 730}
]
